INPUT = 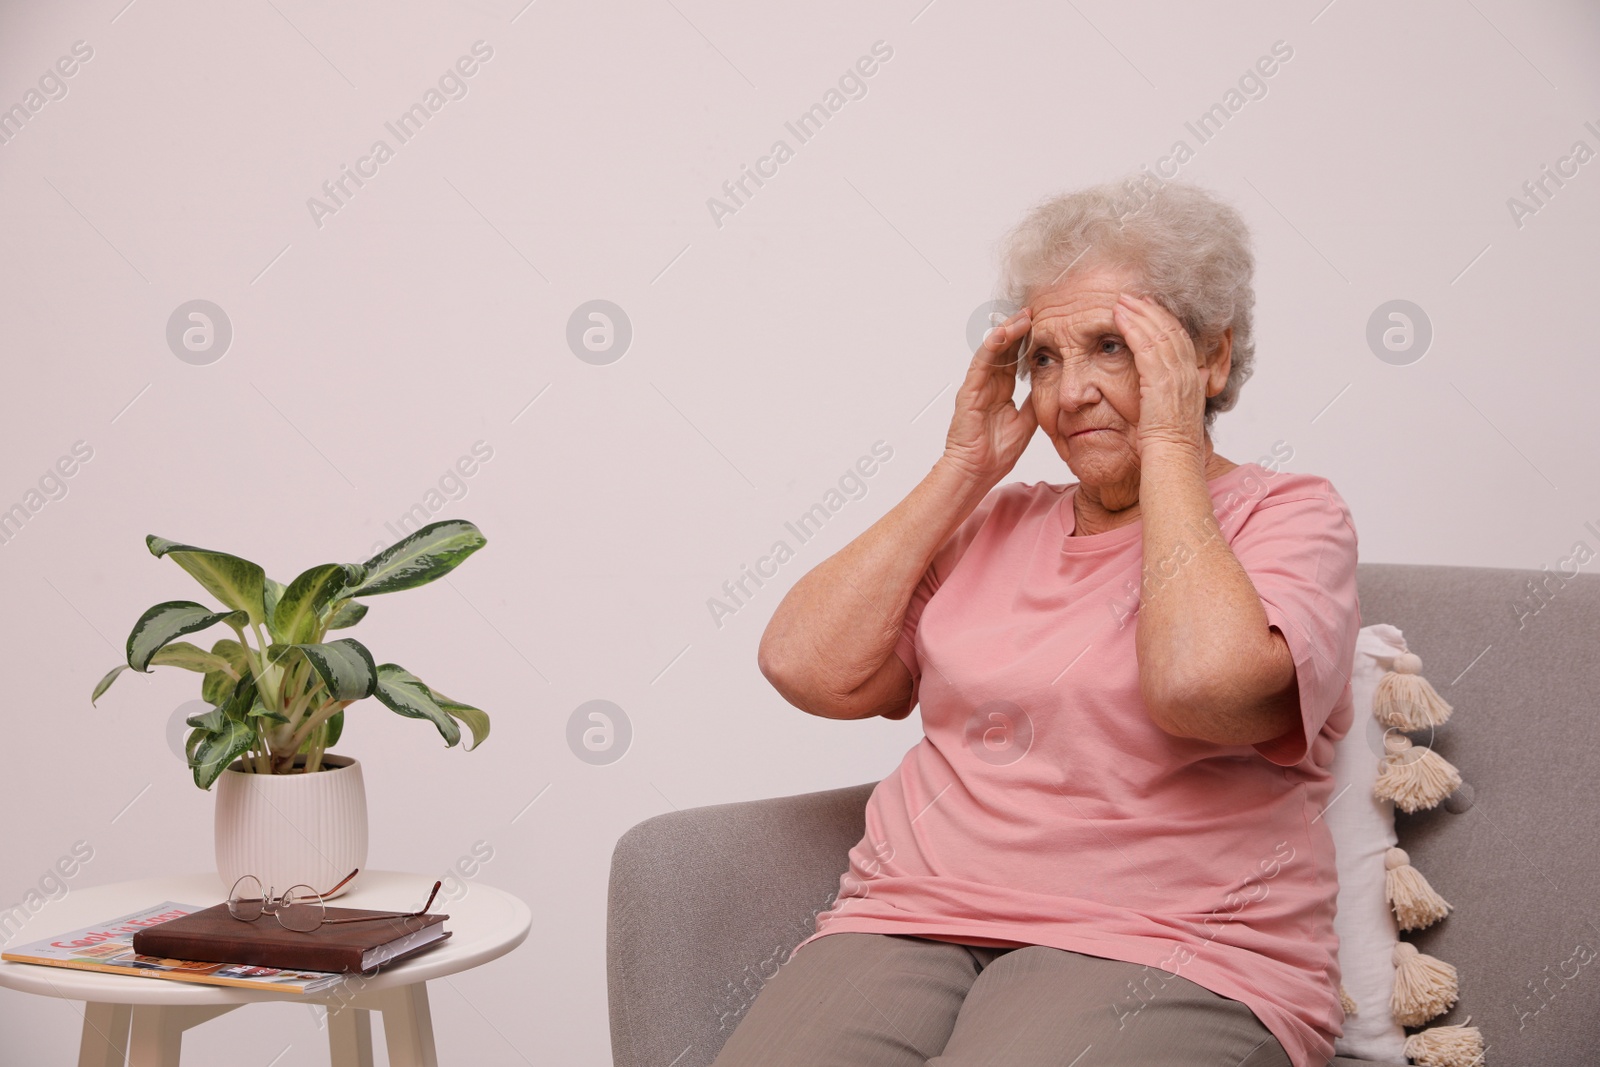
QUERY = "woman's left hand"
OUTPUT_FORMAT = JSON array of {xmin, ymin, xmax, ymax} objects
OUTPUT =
[{"xmin": 1112, "ymin": 291, "xmax": 1209, "ymax": 459}]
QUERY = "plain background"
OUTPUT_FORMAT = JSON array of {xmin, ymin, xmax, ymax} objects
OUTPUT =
[{"xmin": 2, "ymin": 0, "xmax": 1597, "ymax": 1063}]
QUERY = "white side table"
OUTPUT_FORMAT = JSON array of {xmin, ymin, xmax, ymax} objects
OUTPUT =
[{"xmin": 0, "ymin": 869, "xmax": 531, "ymax": 1067}]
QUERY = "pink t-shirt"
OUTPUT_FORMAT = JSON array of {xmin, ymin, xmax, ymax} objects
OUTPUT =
[{"xmin": 795, "ymin": 462, "xmax": 1361, "ymax": 1067}]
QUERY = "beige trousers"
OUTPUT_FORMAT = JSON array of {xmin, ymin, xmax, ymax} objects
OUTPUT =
[{"xmin": 709, "ymin": 931, "xmax": 1294, "ymax": 1067}]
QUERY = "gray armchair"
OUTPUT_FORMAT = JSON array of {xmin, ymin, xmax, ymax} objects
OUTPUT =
[{"xmin": 608, "ymin": 563, "xmax": 1600, "ymax": 1066}]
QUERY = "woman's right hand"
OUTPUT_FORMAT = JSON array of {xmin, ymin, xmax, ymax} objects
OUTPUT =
[{"xmin": 941, "ymin": 307, "xmax": 1039, "ymax": 487}]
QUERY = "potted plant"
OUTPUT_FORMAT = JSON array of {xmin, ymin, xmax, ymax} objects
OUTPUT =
[{"xmin": 90, "ymin": 519, "xmax": 492, "ymax": 898}]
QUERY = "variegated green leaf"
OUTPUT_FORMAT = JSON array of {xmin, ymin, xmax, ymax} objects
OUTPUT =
[
  {"xmin": 201, "ymin": 639, "xmax": 253, "ymax": 706},
  {"xmin": 191, "ymin": 717, "xmax": 255, "ymax": 789},
  {"xmin": 91, "ymin": 664, "xmax": 128, "ymax": 706},
  {"xmin": 259, "ymin": 640, "xmax": 298, "ymax": 672},
  {"xmin": 185, "ymin": 705, "xmax": 227, "ymax": 732},
  {"xmin": 432, "ymin": 689, "xmax": 490, "ymax": 751},
  {"xmin": 324, "ymin": 597, "xmax": 368, "ymax": 630},
  {"xmin": 372, "ymin": 663, "xmax": 461, "ymax": 746},
  {"xmin": 146, "ymin": 537, "xmax": 267, "ymax": 626},
  {"xmin": 248, "ymin": 701, "xmax": 290, "ymax": 725},
  {"xmin": 273, "ymin": 564, "xmax": 364, "ymax": 645},
  {"xmin": 263, "ymin": 577, "xmax": 287, "ymax": 633},
  {"xmin": 201, "ymin": 672, "xmax": 231, "ymax": 707},
  {"xmin": 150, "ymin": 641, "xmax": 236, "ymax": 675},
  {"xmin": 271, "ymin": 638, "xmax": 377, "ymax": 703},
  {"xmin": 217, "ymin": 673, "xmax": 259, "ymax": 722},
  {"xmin": 126, "ymin": 601, "xmax": 249, "ymax": 673},
  {"xmin": 354, "ymin": 520, "xmax": 485, "ymax": 597},
  {"xmin": 211, "ymin": 638, "xmax": 252, "ymax": 673},
  {"xmin": 185, "ymin": 727, "xmax": 204, "ymax": 763}
]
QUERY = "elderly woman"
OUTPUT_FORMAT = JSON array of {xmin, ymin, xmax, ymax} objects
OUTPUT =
[{"xmin": 717, "ymin": 177, "xmax": 1360, "ymax": 1067}]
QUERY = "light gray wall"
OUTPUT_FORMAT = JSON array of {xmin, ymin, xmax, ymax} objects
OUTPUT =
[{"xmin": 2, "ymin": 0, "xmax": 1596, "ymax": 1062}]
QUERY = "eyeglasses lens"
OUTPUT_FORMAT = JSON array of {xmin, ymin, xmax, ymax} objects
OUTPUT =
[
  {"xmin": 278, "ymin": 886, "xmax": 323, "ymax": 932},
  {"xmin": 227, "ymin": 875, "xmax": 265, "ymax": 921}
]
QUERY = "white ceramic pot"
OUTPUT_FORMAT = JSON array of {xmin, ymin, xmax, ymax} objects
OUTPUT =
[{"xmin": 213, "ymin": 754, "xmax": 368, "ymax": 900}]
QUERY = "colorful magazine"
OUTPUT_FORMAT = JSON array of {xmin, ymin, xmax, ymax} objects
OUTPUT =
[{"xmin": 1, "ymin": 902, "xmax": 344, "ymax": 993}]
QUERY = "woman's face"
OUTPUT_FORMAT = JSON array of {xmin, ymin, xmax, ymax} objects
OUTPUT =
[{"xmin": 1023, "ymin": 264, "xmax": 1152, "ymax": 488}]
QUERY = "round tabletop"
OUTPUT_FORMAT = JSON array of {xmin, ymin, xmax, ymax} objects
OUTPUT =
[{"xmin": 0, "ymin": 870, "xmax": 530, "ymax": 1006}]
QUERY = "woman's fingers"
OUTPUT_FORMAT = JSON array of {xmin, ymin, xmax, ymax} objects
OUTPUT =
[
  {"xmin": 1013, "ymin": 385, "xmax": 1040, "ymax": 437},
  {"xmin": 956, "ymin": 307, "xmax": 1031, "ymax": 402},
  {"xmin": 945, "ymin": 307, "xmax": 1037, "ymax": 481},
  {"xmin": 982, "ymin": 307, "xmax": 1033, "ymax": 369},
  {"xmin": 1112, "ymin": 295, "xmax": 1154, "ymax": 358},
  {"xmin": 1115, "ymin": 293, "xmax": 1191, "ymax": 368},
  {"xmin": 1116, "ymin": 292, "xmax": 1207, "ymax": 452}
]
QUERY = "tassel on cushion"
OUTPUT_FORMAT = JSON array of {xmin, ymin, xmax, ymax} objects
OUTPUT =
[
  {"xmin": 1391, "ymin": 941, "xmax": 1459, "ymax": 1026},
  {"xmin": 1373, "ymin": 651, "xmax": 1453, "ymax": 730},
  {"xmin": 1338, "ymin": 983, "xmax": 1358, "ymax": 1016},
  {"xmin": 1374, "ymin": 734, "xmax": 1462, "ymax": 813},
  {"xmin": 1385, "ymin": 846, "xmax": 1453, "ymax": 931},
  {"xmin": 1403, "ymin": 1015, "xmax": 1484, "ymax": 1067}
]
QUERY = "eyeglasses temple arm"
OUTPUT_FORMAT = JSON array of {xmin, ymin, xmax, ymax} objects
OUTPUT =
[
  {"xmin": 318, "ymin": 868, "xmax": 361, "ymax": 898},
  {"xmin": 318, "ymin": 880, "xmax": 445, "ymax": 924}
]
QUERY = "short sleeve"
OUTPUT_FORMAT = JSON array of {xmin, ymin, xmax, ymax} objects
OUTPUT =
[
  {"xmin": 893, "ymin": 484, "xmax": 1016, "ymax": 711},
  {"xmin": 1231, "ymin": 483, "xmax": 1361, "ymax": 768}
]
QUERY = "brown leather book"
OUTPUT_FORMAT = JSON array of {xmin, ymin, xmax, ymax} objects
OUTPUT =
[{"xmin": 131, "ymin": 903, "xmax": 450, "ymax": 974}]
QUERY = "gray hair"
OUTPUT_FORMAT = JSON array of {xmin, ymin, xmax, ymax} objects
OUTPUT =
[{"xmin": 996, "ymin": 174, "xmax": 1256, "ymax": 430}]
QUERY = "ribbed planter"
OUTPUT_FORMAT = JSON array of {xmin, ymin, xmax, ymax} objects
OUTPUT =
[{"xmin": 213, "ymin": 754, "xmax": 368, "ymax": 901}]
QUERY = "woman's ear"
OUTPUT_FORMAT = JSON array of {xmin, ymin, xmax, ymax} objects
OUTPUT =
[{"xmin": 1204, "ymin": 327, "xmax": 1233, "ymax": 397}]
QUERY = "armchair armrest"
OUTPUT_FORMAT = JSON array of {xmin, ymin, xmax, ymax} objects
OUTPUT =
[{"xmin": 606, "ymin": 781, "xmax": 876, "ymax": 1067}]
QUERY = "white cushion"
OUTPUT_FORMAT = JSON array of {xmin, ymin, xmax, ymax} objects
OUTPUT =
[{"xmin": 1328, "ymin": 623, "xmax": 1409, "ymax": 1061}]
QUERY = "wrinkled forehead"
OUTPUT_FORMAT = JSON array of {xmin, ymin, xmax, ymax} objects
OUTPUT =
[{"xmin": 1025, "ymin": 267, "xmax": 1143, "ymax": 345}]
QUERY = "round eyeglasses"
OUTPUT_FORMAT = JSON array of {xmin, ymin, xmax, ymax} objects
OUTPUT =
[{"xmin": 226, "ymin": 869, "xmax": 442, "ymax": 933}]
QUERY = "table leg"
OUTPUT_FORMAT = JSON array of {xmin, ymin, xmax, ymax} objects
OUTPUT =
[
  {"xmin": 326, "ymin": 1004, "xmax": 374, "ymax": 1067},
  {"xmin": 374, "ymin": 982, "xmax": 437, "ymax": 1067},
  {"xmin": 127, "ymin": 1004, "xmax": 239, "ymax": 1067},
  {"xmin": 78, "ymin": 1002, "xmax": 131, "ymax": 1067}
]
